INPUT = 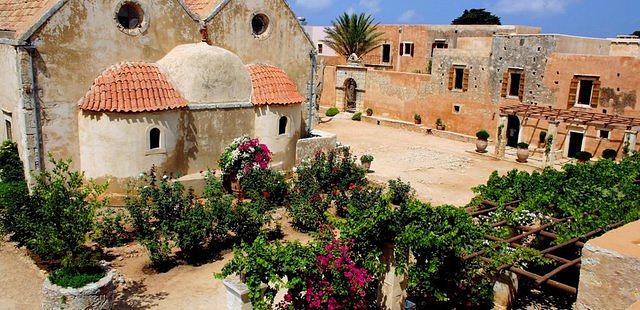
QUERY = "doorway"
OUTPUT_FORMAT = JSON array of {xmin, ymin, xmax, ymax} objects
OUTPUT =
[
  {"xmin": 567, "ymin": 131, "xmax": 584, "ymax": 158},
  {"xmin": 343, "ymin": 78, "xmax": 357, "ymax": 112},
  {"xmin": 506, "ymin": 115, "xmax": 520, "ymax": 147}
]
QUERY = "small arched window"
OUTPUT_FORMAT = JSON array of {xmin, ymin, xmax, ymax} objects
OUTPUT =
[
  {"xmin": 278, "ymin": 116, "xmax": 288, "ymax": 135},
  {"xmin": 149, "ymin": 128, "xmax": 161, "ymax": 150}
]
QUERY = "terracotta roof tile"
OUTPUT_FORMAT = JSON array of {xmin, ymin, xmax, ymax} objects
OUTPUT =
[
  {"xmin": 246, "ymin": 64, "xmax": 305, "ymax": 106},
  {"xmin": 183, "ymin": 0, "xmax": 223, "ymax": 18},
  {"xmin": 0, "ymin": 0, "xmax": 56, "ymax": 38},
  {"xmin": 79, "ymin": 62, "xmax": 188, "ymax": 113}
]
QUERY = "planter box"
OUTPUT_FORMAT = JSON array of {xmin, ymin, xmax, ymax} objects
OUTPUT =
[{"xmin": 42, "ymin": 266, "xmax": 116, "ymax": 310}]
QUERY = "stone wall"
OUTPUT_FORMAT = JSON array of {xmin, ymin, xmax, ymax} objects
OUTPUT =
[
  {"xmin": 295, "ymin": 129, "xmax": 336, "ymax": 165},
  {"xmin": 335, "ymin": 65, "xmax": 367, "ymax": 111},
  {"xmin": 576, "ymin": 220, "xmax": 640, "ymax": 310},
  {"xmin": 254, "ymin": 104, "xmax": 303, "ymax": 171}
]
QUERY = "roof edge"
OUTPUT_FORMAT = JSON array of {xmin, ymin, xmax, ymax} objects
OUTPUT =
[
  {"xmin": 18, "ymin": 0, "xmax": 69, "ymax": 42},
  {"xmin": 175, "ymin": 0, "xmax": 201, "ymax": 22}
]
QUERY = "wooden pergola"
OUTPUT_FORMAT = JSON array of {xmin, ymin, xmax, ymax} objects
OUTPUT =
[{"xmin": 499, "ymin": 104, "xmax": 640, "ymax": 130}]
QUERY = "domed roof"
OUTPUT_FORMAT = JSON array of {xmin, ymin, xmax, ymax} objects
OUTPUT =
[{"xmin": 157, "ymin": 43, "xmax": 252, "ymax": 105}]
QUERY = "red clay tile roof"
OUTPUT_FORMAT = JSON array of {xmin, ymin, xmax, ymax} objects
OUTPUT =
[
  {"xmin": 0, "ymin": 0, "xmax": 56, "ymax": 37},
  {"xmin": 79, "ymin": 62, "xmax": 188, "ymax": 113},
  {"xmin": 183, "ymin": 0, "xmax": 223, "ymax": 18},
  {"xmin": 246, "ymin": 64, "xmax": 305, "ymax": 106}
]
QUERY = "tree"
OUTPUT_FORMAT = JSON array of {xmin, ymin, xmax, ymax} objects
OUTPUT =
[
  {"xmin": 452, "ymin": 9, "xmax": 501, "ymax": 25},
  {"xmin": 632, "ymin": 31, "xmax": 640, "ymax": 37},
  {"xmin": 322, "ymin": 13, "xmax": 385, "ymax": 60}
]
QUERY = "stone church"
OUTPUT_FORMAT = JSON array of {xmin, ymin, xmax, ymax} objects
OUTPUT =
[{"xmin": 0, "ymin": 0, "xmax": 314, "ymax": 190}]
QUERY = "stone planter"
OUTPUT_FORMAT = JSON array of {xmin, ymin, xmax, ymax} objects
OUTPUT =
[
  {"xmin": 516, "ymin": 148, "xmax": 530, "ymax": 163},
  {"xmin": 42, "ymin": 266, "xmax": 116, "ymax": 310},
  {"xmin": 362, "ymin": 161, "xmax": 371, "ymax": 172},
  {"xmin": 475, "ymin": 139, "xmax": 488, "ymax": 153}
]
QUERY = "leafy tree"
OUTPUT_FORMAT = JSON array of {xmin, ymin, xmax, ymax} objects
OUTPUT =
[
  {"xmin": 632, "ymin": 30, "xmax": 640, "ymax": 37},
  {"xmin": 322, "ymin": 13, "xmax": 385, "ymax": 60},
  {"xmin": 451, "ymin": 9, "xmax": 501, "ymax": 25}
]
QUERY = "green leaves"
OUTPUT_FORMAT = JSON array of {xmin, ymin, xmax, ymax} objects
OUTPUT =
[{"xmin": 322, "ymin": 13, "xmax": 385, "ymax": 59}]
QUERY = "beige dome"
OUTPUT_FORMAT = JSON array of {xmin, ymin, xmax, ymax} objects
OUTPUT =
[{"xmin": 157, "ymin": 43, "xmax": 252, "ymax": 105}]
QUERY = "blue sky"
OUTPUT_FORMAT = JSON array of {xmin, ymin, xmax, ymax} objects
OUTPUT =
[{"xmin": 290, "ymin": 0, "xmax": 640, "ymax": 38}]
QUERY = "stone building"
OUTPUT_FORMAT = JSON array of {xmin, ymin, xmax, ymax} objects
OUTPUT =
[
  {"xmin": 318, "ymin": 23, "xmax": 640, "ymax": 161},
  {"xmin": 0, "ymin": 0, "xmax": 314, "ymax": 187}
]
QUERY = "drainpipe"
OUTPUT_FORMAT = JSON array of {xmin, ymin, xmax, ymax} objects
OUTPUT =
[
  {"xmin": 397, "ymin": 26, "xmax": 403, "ymax": 72},
  {"xmin": 24, "ymin": 45, "xmax": 44, "ymax": 174},
  {"xmin": 306, "ymin": 49, "xmax": 317, "ymax": 135}
]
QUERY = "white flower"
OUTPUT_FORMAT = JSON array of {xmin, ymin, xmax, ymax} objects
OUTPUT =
[{"xmin": 163, "ymin": 175, "xmax": 169, "ymax": 180}]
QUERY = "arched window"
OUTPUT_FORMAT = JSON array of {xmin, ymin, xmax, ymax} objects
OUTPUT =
[
  {"xmin": 278, "ymin": 116, "xmax": 288, "ymax": 135},
  {"xmin": 149, "ymin": 128, "xmax": 161, "ymax": 150}
]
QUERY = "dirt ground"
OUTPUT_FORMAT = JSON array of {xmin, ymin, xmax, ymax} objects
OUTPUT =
[
  {"xmin": 0, "ymin": 116, "xmax": 536, "ymax": 309},
  {"xmin": 317, "ymin": 114, "xmax": 536, "ymax": 206}
]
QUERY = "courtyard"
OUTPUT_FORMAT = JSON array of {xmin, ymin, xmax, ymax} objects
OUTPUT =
[{"xmin": 0, "ymin": 118, "xmax": 536, "ymax": 309}]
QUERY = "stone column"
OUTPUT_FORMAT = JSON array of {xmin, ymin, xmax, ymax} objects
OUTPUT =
[
  {"xmin": 543, "ymin": 121, "xmax": 560, "ymax": 168},
  {"xmin": 623, "ymin": 130, "xmax": 638, "ymax": 157},
  {"xmin": 223, "ymin": 277, "xmax": 253, "ymax": 310},
  {"xmin": 495, "ymin": 116, "xmax": 508, "ymax": 159},
  {"xmin": 378, "ymin": 243, "xmax": 407, "ymax": 310}
]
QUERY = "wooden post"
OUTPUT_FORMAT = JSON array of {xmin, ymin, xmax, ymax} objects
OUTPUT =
[
  {"xmin": 544, "ymin": 121, "xmax": 560, "ymax": 168},
  {"xmin": 495, "ymin": 116, "xmax": 508, "ymax": 159}
]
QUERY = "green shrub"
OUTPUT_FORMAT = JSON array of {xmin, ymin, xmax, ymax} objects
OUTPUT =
[
  {"xmin": 602, "ymin": 149, "xmax": 617, "ymax": 160},
  {"xmin": 29, "ymin": 156, "xmax": 108, "ymax": 271},
  {"xmin": 574, "ymin": 151, "xmax": 592, "ymax": 162},
  {"xmin": 289, "ymin": 192, "xmax": 328, "ymax": 232},
  {"xmin": 517, "ymin": 142, "xmax": 529, "ymax": 149},
  {"xmin": 240, "ymin": 168, "xmax": 289, "ymax": 208},
  {"xmin": 476, "ymin": 130, "xmax": 490, "ymax": 141},
  {"xmin": 48, "ymin": 266, "xmax": 106, "ymax": 289},
  {"xmin": 93, "ymin": 208, "xmax": 131, "ymax": 248},
  {"xmin": 0, "ymin": 141, "xmax": 25, "ymax": 182},
  {"xmin": 326, "ymin": 107, "xmax": 339, "ymax": 117},
  {"xmin": 142, "ymin": 238, "xmax": 172, "ymax": 270},
  {"xmin": 294, "ymin": 147, "xmax": 366, "ymax": 197},
  {"xmin": 387, "ymin": 178, "xmax": 415, "ymax": 205},
  {"xmin": 231, "ymin": 198, "xmax": 273, "ymax": 242},
  {"xmin": 351, "ymin": 112, "xmax": 362, "ymax": 121}
]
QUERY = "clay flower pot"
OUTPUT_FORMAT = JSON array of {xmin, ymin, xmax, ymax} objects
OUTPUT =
[
  {"xmin": 366, "ymin": 110, "xmax": 373, "ymax": 116},
  {"xmin": 475, "ymin": 139, "xmax": 488, "ymax": 153},
  {"xmin": 516, "ymin": 148, "xmax": 530, "ymax": 163},
  {"xmin": 362, "ymin": 161, "xmax": 371, "ymax": 172}
]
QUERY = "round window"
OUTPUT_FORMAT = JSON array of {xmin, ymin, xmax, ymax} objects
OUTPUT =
[
  {"xmin": 117, "ymin": 2, "xmax": 144, "ymax": 30},
  {"xmin": 251, "ymin": 14, "xmax": 269, "ymax": 36}
]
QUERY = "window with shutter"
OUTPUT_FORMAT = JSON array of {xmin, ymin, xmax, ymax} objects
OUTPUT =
[
  {"xmin": 447, "ymin": 67, "xmax": 455, "ymax": 90},
  {"xmin": 462, "ymin": 68, "xmax": 470, "ymax": 92},
  {"xmin": 518, "ymin": 73, "xmax": 525, "ymax": 101},
  {"xmin": 567, "ymin": 77, "xmax": 579, "ymax": 108},
  {"xmin": 454, "ymin": 67, "xmax": 465, "ymax": 90},
  {"xmin": 410, "ymin": 43, "xmax": 414, "ymax": 57},
  {"xmin": 500, "ymin": 71, "xmax": 509, "ymax": 97},
  {"xmin": 399, "ymin": 43, "xmax": 404, "ymax": 56},
  {"xmin": 591, "ymin": 80, "xmax": 601, "ymax": 108}
]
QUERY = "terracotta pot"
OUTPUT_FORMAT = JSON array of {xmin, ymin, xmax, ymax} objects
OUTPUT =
[
  {"xmin": 475, "ymin": 139, "xmax": 488, "ymax": 153},
  {"xmin": 414, "ymin": 119, "xmax": 421, "ymax": 125},
  {"xmin": 366, "ymin": 111, "xmax": 373, "ymax": 116},
  {"xmin": 362, "ymin": 161, "xmax": 371, "ymax": 172},
  {"xmin": 223, "ymin": 173, "xmax": 244, "ymax": 199},
  {"xmin": 516, "ymin": 148, "xmax": 530, "ymax": 163},
  {"xmin": 437, "ymin": 125, "xmax": 445, "ymax": 131}
]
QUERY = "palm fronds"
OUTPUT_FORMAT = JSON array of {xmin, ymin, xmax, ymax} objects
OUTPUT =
[{"xmin": 321, "ymin": 13, "xmax": 385, "ymax": 60}]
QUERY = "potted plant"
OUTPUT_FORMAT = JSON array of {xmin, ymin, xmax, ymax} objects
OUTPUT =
[
  {"xmin": 574, "ymin": 151, "xmax": 592, "ymax": 163},
  {"xmin": 414, "ymin": 114, "xmax": 422, "ymax": 125},
  {"xmin": 436, "ymin": 118, "xmax": 445, "ymax": 130},
  {"xmin": 360, "ymin": 154, "xmax": 374, "ymax": 172},
  {"xmin": 475, "ymin": 130, "xmax": 490, "ymax": 153},
  {"xmin": 326, "ymin": 107, "xmax": 339, "ymax": 117},
  {"xmin": 219, "ymin": 136, "xmax": 272, "ymax": 197},
  {"xmin": 366, "ymin": 108, "xmax": 373, "ymax": 116},
  {"xmin": 516, "ymin": 142, "xmax": 530, "ymax": 163},
  {"xmin": 602, "ymin": 149, "xmax": 618, "ymax": 160}
]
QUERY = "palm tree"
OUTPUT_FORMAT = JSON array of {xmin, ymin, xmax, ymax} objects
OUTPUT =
[{"xmin": 322, "ymin": 13, "xmax": 385, "ymax": 60}]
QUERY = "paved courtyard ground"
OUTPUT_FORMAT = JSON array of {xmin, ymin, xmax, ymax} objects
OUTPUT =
[
  {"xmin": 0, "ymin": 116, "xmax": 537, "ymax": 309},
  {"xmin": 317, "ymin": 114, "xmax": 537, "ymax": 206}
]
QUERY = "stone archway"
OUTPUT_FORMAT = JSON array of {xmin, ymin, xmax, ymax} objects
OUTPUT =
[{"xmin": 343, "ymin": 78, "xmax": 357, "ymax": 112}]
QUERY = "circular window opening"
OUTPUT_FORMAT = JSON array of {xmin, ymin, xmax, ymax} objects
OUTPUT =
[
  {"xmin": 117, "ymin": 2, "xmax": 144, "ymax": 29},
  {"xmin": 252, "ymin": 14, "xmax": 269, "ymax": 36}
]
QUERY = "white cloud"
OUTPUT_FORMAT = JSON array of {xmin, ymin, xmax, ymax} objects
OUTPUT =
[
  {"xmin": 493, "ymin": 0, "xmax": 579, "ymax": 15},
  {"xmin": 359, "ymin": 0, "xmax": 381, "ymax": 14},
  {"xmin": 398, "ymin": 10, "xmax": 417, "ymax": 22},
  {"xmin": 294, "ymin": 0, "xmax": 333, "ymax": 11}
]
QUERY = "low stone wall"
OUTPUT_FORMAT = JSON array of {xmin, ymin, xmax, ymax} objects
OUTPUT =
[
  {"xmin": 42, "ymin": 267, "xmax": 116, "ymax": 310},
  {"xmin": 295, "ymin": 130, "xmax": 338, "ymax": 165},
  {"xmin": 576, "ymin": 220, "xmax": 640, "ymax": 310}
]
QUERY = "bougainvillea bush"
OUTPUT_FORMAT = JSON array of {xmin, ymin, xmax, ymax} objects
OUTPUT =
[
  {"xmin": 219, "ymin": 136, "xmax": 272, "ymax": 178},
  {"xmin": 217, "ymin": 229, "xmax": 374, "ymax": 310}
]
